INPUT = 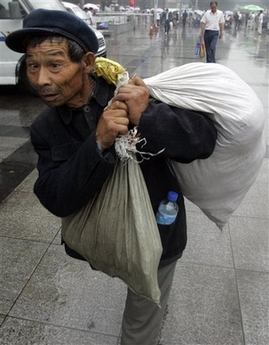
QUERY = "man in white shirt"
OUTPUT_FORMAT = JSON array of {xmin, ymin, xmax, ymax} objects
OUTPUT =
[{"xmin": 199, "ymin": 1, "xmax": 224, "ymax": 63}]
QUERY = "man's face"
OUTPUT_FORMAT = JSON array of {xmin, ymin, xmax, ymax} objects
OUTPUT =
[
  {"xmin": 25, "ymin": 39, "xmax": 87, "ymax": 107},
  {"xmin": 210, "ymin": 3, "xmax": 217, "ymax": 13}
]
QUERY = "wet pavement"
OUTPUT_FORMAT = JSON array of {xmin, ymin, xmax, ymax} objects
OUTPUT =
[{"xmin": 0, "ymin": 23, "xmax": 268, "ymax": 345}]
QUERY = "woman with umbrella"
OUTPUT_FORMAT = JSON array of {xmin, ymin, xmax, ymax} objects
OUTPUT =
[{"xmin": 239, "ymin": 5, "xmax": 264, "ymax": 33}]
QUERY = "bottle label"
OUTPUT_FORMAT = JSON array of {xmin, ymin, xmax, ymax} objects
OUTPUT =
[{"xmin": 156, "ymin": 211, "xmax": 177, "ymax": 225}]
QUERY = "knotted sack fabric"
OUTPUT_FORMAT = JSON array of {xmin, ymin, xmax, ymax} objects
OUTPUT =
[
  {"xmin": 143, "ymin": 62, "xmax": 266, "ymax": 228},
  {"xmin": 62, "ymin": 155, "xmax": 163, "ymax": 305}
]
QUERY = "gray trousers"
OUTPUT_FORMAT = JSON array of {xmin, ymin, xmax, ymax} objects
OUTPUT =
[{"xmin": 121, "ymin": 261, "xmax": 177, "ymax": 345}]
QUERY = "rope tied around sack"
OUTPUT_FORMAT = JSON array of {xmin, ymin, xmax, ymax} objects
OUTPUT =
[{"xmin": 115, "ymin": 127, "xmax": 165, "ymax": 163}]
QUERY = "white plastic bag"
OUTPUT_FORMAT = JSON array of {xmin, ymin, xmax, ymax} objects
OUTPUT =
[{"xmin": 144, "ymin": 62, "xmax": 266, "ymax": 228}]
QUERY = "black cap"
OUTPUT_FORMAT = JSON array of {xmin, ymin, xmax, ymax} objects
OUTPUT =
[{"xmin": 5, "ymin": 9, "xmax": 99, "ymax": 54}]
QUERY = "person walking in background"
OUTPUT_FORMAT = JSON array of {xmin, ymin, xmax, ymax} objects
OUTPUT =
[
  {"xmin": 162, "ymin": 8, "xmax": 172, "ymax": 34},
  {"xmin": 258, "ymin": 10, "xmax": 264, "ymax": 35},
  {"xmin": 182, "ymin": 10, "xmax": 188, "ymax": 28},
  {"xmin": 84, "ymin": 7, "xmax": 93, "ymax": 25},
  {"xmin": 156, "ymin": 11, "xmax": 160, "ymax": 26},
  {"xmin": 234, "ymin": 11, "xmax": 242, "ymax": 30},
  {"xmin": 199, "ymin": 1, "xmax": 224, "ymax": 63},
  {"xmin": 234, "ymin": 11, "xmax": 239, "ymax": 29},
  {"xmin": 254, "ymin": 12, "xmax": 260, "ymax": 31},
  {"xmin": 237, "ymin": 11, "xmax": 242, "ymax": 29}
]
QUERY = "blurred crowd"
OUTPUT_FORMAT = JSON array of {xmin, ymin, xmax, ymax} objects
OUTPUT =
[
  {"xmin": 81, "ymin": 3, "xmax": 268, "ymax": 35},
  {"xmin": 224, "ymin": 10, "xmax": 268, "ymax": 34}
]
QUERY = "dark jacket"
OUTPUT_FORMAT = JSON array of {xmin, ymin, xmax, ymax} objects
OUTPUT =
[{"xmin": 30, "ymin": 76, "xmax": 217, "ymax": 267}]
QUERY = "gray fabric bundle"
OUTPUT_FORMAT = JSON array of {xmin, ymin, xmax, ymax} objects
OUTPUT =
[{"xmin": 62, "ymin": 156, "xmax": 163, "ymax": 304}]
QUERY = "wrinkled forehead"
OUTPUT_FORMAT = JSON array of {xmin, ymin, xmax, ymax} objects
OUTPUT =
[{"xmin": 25, "ymin": 39, "xmax": 69, "ymax": 59}]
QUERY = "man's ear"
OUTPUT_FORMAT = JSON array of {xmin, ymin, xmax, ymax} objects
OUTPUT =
[{"xmin": 83, "ymin": 52, "xmax": 95, "ymax": 73}]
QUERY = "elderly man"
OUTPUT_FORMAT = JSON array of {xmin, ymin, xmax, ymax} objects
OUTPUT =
[
  {"xmin": 6, "ymin": 9, "xmax": 217, "ymax": 345},
  {"xmin": 199, "ymin": 1, "xmax": 224, "ymax": 63}
]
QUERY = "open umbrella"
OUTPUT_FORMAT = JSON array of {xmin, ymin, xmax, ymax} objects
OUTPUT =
[
  {"xmin": 83, "ymin": 3, "xmax": 99, "ymax": 11},
  {"xmin": 240, "ymin": 4, "xmax": 263, "ymax": 12},
  {"xmin": 150, "ymin": 8, "xmax": 164, "ymax": 14},
  {"xmin": 194, "ymin": 10, "xmax": 204, "ymax": 16}
]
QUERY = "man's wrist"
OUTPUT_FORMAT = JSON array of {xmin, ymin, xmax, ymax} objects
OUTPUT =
[{"xmin": 96, "ymin": 140, "xmax": 104, "ymax": 153}]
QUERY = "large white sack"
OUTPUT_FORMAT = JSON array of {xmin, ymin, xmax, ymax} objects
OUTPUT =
[{"xmin": 143, "ymin": 62, "xmax": 266, "ymax": 229}]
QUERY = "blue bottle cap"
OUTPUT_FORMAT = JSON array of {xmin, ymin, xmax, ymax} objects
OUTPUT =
[{"xmin": 167, "ymin": 191, "xmax": 178, "ymax": 202}]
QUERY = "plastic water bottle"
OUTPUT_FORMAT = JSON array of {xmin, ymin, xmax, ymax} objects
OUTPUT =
[
  {"xmin": 195, "ymin": 42, "xmax": 200, "ymax": 57},
  {"xmin": 156, "ymin": 191, "xmax": 179, "ymax": 225}
]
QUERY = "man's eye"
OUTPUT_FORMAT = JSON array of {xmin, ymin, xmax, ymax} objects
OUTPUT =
[
  {"xmin": 27, "ymin": 63, "xmax": 38, "ymax": 70},
  {"xmin": 51, "ymin": 63, "xmax": 61, "ymax": 68}
]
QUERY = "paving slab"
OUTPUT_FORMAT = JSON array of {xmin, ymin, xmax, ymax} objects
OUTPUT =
[
  {"xmin": 0, "ymin": 317, "xmax": 119, "ymax": 345},
  {"xmin": 0, "ymin": 237, "xmax": 48, "ymax": 315},
  {"xmin": 236, "ymin": 270, "xmax": 269, "ymax": 345},
  {"xmin": 159, "ymin": 262, "xmax": 244, "ymax": 345},
  {"xmin": 9, "ymin": 245, "xmax": 126, "ymax": 337}
]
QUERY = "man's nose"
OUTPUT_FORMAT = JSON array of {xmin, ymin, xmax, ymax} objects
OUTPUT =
[{"xmin": 35, "ymin": 67, "xmax": 51, "ymax": 86}]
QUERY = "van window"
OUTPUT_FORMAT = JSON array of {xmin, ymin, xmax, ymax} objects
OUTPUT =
[
  {"xmin": 0, "ymin": 0, "xmax": 66, "ymax": 17},
  {"xmin": 27, "ymin": 0, "xmax": 66, "ymax": 11},
  {"xmin": 0, "ymin": 1, "xmax": 26, "ymax": 19}
]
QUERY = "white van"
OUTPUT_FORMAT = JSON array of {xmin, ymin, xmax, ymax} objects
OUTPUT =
[
  {"xmin": 0, "ymin": 0, "xmax": 106, "ymax": 87},
  {"xmin": 61, "ymin": 2, "xmax": 106, "ymax": 57}
]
